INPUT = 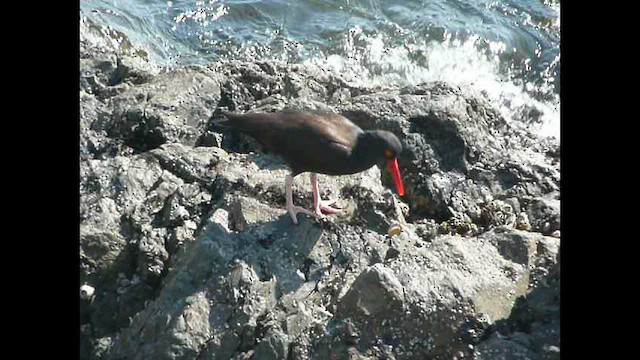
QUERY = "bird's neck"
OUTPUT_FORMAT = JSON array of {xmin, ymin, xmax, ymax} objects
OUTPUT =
[{"xmin": 350, "ymin": 131, "xmax": 384, "ymax": 171}]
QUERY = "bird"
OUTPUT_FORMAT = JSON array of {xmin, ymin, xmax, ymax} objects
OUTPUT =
[{"xmin": 217, "ymin": 108, "xmax": 404, "ymax": 224}]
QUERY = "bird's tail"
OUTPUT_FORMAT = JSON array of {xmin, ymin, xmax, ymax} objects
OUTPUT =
[
  {"xmin": 212, "ymin": 109, "xmax": 266, "ymax": 133},
  {"xmin": 210, "ymin": 108, "xmax": 235, "ymax": 130}
]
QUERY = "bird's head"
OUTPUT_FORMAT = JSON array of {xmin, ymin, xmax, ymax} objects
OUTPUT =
[{"xmin": 363, "ymin": 130, "xmax": 405, "ymax": 197}]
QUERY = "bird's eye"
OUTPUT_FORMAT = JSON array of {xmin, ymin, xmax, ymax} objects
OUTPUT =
[{"xmin": 384, "ymin": 149, "xmax": 393, "ymax": 159}]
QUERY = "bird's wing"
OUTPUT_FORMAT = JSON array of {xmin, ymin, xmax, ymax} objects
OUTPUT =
[
  {"xmin": 268, "ymin": 111, "xmax": 362, "ymax": 174},
  {"xmin": 284, "ymin": 110, "xmax": 362, "ymax": 151},
  {"xmin": 219, "ymin": 110, "xmax": 362, "ymax": 174}
]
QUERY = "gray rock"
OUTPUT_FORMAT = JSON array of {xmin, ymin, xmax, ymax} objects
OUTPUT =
[
  {"xmin": 480, "ymin": 227, "xmax": 539, "ymax": 267},
  {"xmin": 80, "ymin": 15, "xmax": 159, "ymax": 99},
  {"xmin": 254, "ymin": 327, "xmax": 290, "ymax": 360},
  {"xmin": 79, "ymin": 17, "xmax": 559, "ymax": 360},
  {"xmin": 474, "ymin": 333, "xmax": 537, "ymax": 359},
  {"xmin": 149, "ymin": 143, "xmax": 224, "ymax": 185},
  {"xmin": 79, "ymin": 155, "xmax": 165, "ymax": 284},
  {"xmin": 80, "ymin": 91, "xmax": 127, "ymax": 160},
  {"xmin": 338, "ymin": 83, "xmax": 559, "ymax": 236},
  {"xmin": 226, "ymin": 194, "xmax": 285, "ymax": 231},
  {"xmin": 107, "ymin": 67, "xmax": 224, "ymax": 151},
  {"xmin": 137, "ymin": 226, "xmax": 170, "ymax": 279},
  {"xmin": 473, "ymin": 239, "xmax": 560, "ymax": 359},
  {"xmin": 524, "ymin": 196, "xmax": 561, "ymax": 235},
  {"xmin": 308, "ymin": 228, "xmax": 551, "ymax": 359},
  {"xmin": 109, "ymin": 222, "xmax": 235, "ymax": 359},
  {"xmin": 337, "ymin": 263, "xmax": 405, "ymax": 318}
]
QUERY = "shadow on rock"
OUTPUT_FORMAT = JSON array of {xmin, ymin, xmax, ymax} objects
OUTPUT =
[
  {"xmin": 474, "ymin": 252, "xmax": 560, "ymax": 360},
  {"xmin": 107, "ymin": 201, "xmax": 326, "ymax": 359}
]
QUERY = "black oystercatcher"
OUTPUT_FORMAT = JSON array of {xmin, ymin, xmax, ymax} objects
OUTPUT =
[{"xmin": 218, "ymin": 109, "xmax": 404, "ymax": 224}]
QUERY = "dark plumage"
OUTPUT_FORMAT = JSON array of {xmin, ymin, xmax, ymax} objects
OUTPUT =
[{"xmin": 219, "ymin": 109, "xmax": 404, "ymax": 224}]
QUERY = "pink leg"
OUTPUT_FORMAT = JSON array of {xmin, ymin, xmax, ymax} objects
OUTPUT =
[
  {"xmin": 286, "ymin": 174, "xmax": 316, "ymax": 224},
  {"xmin": 310, "ymin": 173, "xmax": 343, "ymax": 216}
]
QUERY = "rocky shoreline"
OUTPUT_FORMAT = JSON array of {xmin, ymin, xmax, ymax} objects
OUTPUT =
[{"xmin": 80, "ymin": 16, "xmax": 560, "ymax": 360}]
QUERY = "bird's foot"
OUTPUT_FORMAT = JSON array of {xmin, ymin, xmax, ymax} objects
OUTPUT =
[
  {"xmin": 287, "ymin": 205, "xmax": 317, "ymax": 225},
  {"xmin": 315, "ymin": 199, "xmax": 344, "ymax": 216}
]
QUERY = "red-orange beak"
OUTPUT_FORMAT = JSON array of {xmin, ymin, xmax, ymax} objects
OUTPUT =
[{"xmin": 386, "ymin": 158, "xmax": 405, "ymax": 197}]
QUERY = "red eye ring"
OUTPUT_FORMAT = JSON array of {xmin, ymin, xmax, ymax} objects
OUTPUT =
[{"xmin": 385, "ymin": 149, "xmax": 393, "ymax": 159}]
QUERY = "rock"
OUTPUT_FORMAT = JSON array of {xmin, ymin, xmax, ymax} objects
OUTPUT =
[
  {"xmin": 227, "ymin": 194, "xmax": 284, "ymax": 231},
  {"xmin": 337, "ymin": 263, "xmax": 405, "ymax": 317},
  {"xmin": 474, "ymin": 240, "xmax": 560, "ymax": 359},
  {"xmin": 474, "ymin": 333, "xmax": 537, "ymax": 359},
  {"xmin": 338, "ymin": 83, "xmax": 559, "ymax": 235},
  {"xmin": 79, "ymin": 220, "xmax": 128, "ymax": 283},
  {"xmin": 93, "ymin": 336, "xmax": 114, "ymax": 359},
  {"xmin": 524, "ymin": 196, "xmax": 561, "ymax": 235},
  {"xmin": 80, "ymin": 15, "xmax": 160, "ymax": 99},
  {"xmin": 107, "ymin": 67, "xmax": 224, "ymax": 151},
  {"xmin": 515, "ymin": 212, "xmax": 532, "ymax": 231},
  {"xmin": 79, "ymin": 153, "xmax": 174, "ymax": 286},
  {"xmin": 149, "ymin": 143, "xmax": 225, "ymax": 185},
  {"xmin": 137, "ymin": 226, "xmax": 170, "ymax": 279},
  {"xmin": 480, "ymin": 227, "xmax": 539, "ymax": 267},
  {"xmin": 310, "ymin": 228, "xmax": 552, "ymax": 358},
  {"xmin": 253, "ymin": 327, "xmax": 290, "ymax": 360},
  {"xmin": 80, "ymin": 91, "xmax": 128, "ymax": 160},
  {"xmin": 81, "ymin": 18, "xmax": 223, "ymax": 153},
  {"xmin": 79, "ymin": 16, "xmax": 560, "ymax": 360},
  {"xmin": 109, "ymin": 223, "xmax": 235, "ymax": 359}
]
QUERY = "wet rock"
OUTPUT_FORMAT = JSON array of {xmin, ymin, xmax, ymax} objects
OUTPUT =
[
  {"xmin": 80, "ymin": 15, "xmax": 159, "ymax": 99},
  {"xmin": 210, "ymin": 60, "xmax": 349, "ymax": 114},
  {"xmin": 338, "ymin": 83, "xmax": 559, "ymax": 235}
]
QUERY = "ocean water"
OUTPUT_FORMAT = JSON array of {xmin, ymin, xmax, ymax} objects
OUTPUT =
[{"xmin": 80, "ymin": 0, "xmax": 560, "ymax": 139}]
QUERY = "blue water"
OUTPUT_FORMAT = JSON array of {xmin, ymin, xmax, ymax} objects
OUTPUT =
[{"xmin": 80, "ymin": 0, "xmax": 560, "ymax": 139}]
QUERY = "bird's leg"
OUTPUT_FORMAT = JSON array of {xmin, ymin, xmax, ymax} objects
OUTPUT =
[
  {"xmin": 310, "ymin": 173, "xmax": 343, "ymax": 216},
  {"xmin": 286, "ymin": 174, "xmax": 316, "ymax": 224}
]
